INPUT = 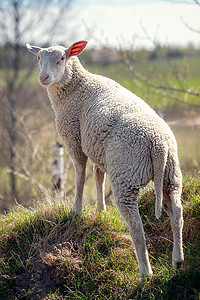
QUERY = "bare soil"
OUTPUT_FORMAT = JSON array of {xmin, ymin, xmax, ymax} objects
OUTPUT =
[{"xmin": 13, "ymin": 241, "xmax": 82, "ymax": 299}]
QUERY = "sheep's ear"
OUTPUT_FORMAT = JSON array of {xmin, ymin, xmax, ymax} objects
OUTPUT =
[
  {"xmin": 66, "ymin": 41, "xmax": 87, "ymax": 58},
  {"xmin": 26, "ymin": 43, "xmax": 42, "ymax": 55}
]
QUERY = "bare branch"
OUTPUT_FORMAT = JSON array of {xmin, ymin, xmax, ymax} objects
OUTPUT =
[
  {"xmin": 166, "ymin": 0, "xmax": 200, "ymax": 4},
  {"xmin": 193, "ymin": 0, "xmax": 200, "ymax": 6},
  {"xmin": 180, "ymin": 16, "xmax": 200, "ymax": 34},
  {"xmin": 14, "ymin": 110, "xmax": 43, "ymax": 162},
  {"xmin": 0, "ymin": 0, "xmax": 75, "ymax": 204},
  {"xmin": 120, "ymin": 56, "xmax": 200, "ymax": 108},
  {"xmin": 10, "ymin": 147, "xmax": 48, "ymax": 195},
  {"xmin": 140, "ymin": 20, "xmax": 161, "ymax": 48}
]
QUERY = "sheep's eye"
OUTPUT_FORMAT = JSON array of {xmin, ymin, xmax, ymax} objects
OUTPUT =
[{"xmin": 57, "ymin": 56, "xmax": 65, "ymax": 65}]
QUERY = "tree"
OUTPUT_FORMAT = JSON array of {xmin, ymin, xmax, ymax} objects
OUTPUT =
[
  {"xmin": 0, "ymin": 0, "xmax": 73, "ymax": 205},
  {"xmin": 118, "ymin": 0, "xmax": 200, "ymax": 117}
]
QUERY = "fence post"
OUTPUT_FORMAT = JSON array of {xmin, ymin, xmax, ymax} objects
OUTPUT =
[{"xmin": 52, "ymin": 142, "xmax": 64, "ymax": 198}]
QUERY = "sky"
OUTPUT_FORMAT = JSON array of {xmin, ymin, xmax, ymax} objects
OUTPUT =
[{"xmin": 69, "ymin": 0, "xmax": 200, "ymax": 49}]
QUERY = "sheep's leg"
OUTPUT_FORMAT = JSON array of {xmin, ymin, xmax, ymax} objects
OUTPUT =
[
  {"xmin": 93, "ymin": 165, "xmax": 106, "ymax": 211},
  {"xmin": 73, "ymin": 163, "xmax": 86, "ymax": 214},
  {"xmin": 114, "ymin": 188, "xmax": 152, "ymax": 281},
  {"xmin": 171, "ymin": 200, "xmax": 184, "ymax": 268},
  {"xmin": 163, "ymin": 186, "xmax": 184, "ymax": 268}
]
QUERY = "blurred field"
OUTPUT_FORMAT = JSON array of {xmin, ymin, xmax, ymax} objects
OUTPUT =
[
  {"xmin": 87, "ymin": 55, "xmax": 200, "ymax": 109},
  {"xmin": 172, "ymin": 126, "xmax": 200, "ymax": 171}
]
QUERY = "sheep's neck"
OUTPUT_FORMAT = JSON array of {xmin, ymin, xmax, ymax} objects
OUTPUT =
[{"xmin": 47, "ymin": 58, "xmax": 88, "ymax": 113}]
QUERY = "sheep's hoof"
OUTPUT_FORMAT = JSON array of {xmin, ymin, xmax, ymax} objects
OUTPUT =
[
  {"xmin": 175, "ymin": 261, "xmax": 183, "ymax": 269},
  {"xmin": 173, "ymin": 260, "xmax": 184, "ymax": 270},
  {"xmin": 72, "ymin": 204, "xmax": 82, "ymax": 216},
  {"xmin": 72, "ymin": 210, "xmax": 82, "ymax": 217}
]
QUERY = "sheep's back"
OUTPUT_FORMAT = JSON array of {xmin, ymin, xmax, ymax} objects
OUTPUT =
[{"xmin": 80, "ymin": 74, "xmax": 176, "ymax": 172}]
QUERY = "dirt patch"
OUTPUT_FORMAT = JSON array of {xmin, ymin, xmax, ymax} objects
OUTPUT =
[
  {"xmin": 13, "ymin": 241, "xmax": 82, "ymax": 299},
  {"xmin": 42, "ymin": 241, "xmax": 82, "ymax": 285},
  {"xmin": 14, "ymin": 262, "xmax": 57, "ymax": 299}
]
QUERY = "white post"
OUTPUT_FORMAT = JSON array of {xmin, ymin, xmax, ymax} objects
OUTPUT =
[{"xmin": 52, "ymin": 142, "xmax": 64, "ymax": 197}]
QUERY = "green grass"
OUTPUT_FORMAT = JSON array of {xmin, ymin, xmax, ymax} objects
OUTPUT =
[{"xmin": 0, "ymin": 174, "xmax": 199, "ymax": 299}]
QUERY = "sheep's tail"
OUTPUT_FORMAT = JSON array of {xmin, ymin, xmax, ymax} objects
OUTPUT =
[{"xmin": 152, "ymin": 146, "xmax": 168, "ymax": 219}]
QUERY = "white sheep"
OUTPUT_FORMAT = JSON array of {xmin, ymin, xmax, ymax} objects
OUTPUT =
[{"xmin": 26, "ymin": 40, "xmax": 184, "ymax": 281}]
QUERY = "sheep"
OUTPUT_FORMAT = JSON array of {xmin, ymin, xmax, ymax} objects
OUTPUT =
[{"xmin": 26, "ymin": 40, "xmax": 184, "ymax": 281}]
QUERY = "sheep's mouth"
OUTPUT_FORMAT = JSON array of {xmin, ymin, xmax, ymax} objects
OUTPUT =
[
  {"xmin": 39, "ymin": 80, "xmax": 54, "ymax": 87},
  {"xmin": 41, "ymin": 82, "xmax": 50, "ymax": 86}
]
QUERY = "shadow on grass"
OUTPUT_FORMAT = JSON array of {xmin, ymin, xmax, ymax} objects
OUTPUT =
[{"xmin": 129, "ymin": 265, "xmax": 200, "ymax": 300}]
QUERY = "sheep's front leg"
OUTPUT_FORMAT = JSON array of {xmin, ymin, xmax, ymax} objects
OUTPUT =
[
  {"xmin": 73, "ymin": 163, "xmax": 86, "ymax": 214},
  {"xmin": 93, "ymin": 165, "xmax": 106, "ymax": 211}
]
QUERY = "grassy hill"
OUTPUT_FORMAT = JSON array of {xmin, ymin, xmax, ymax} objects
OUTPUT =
[{"xmin": 0, "ymin": 174, "xmax": 199, "ymax": 299}]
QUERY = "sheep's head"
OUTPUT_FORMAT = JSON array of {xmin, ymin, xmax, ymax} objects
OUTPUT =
[{"xmin": 26, "ymin": 41, "xmax": 87, "ymax": 87}]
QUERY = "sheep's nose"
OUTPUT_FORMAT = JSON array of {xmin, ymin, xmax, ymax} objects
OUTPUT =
[{"xmin": 40, "ymin": 75, "xmax": 49, "ymax": 84}]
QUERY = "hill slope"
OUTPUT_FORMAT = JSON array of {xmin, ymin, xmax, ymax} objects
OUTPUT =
[{"xmin": 0, "ymin": 174, "xmax": 200, "ymax": 299}]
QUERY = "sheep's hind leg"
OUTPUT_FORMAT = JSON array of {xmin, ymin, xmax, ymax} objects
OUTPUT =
[
  {"xmin": 163, "ymin": 186, "xmax": 184, "ymax": 268},
  {"xmin": 93, "ymin": 165, "xmax": 106, "ymax": 211},
  {"xmin": 73, "ymin": 163, "xmax": 86, "ymax": 214},
  {"xmin": 114, "ymin": 188, "xmax": 153, "ymax": 281}
]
